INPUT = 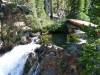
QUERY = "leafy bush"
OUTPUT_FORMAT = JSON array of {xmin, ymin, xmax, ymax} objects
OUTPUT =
[
  {"xmin": 79, "ymin": 23, "xmax": 100, "ymax": 75},
  {"xmin": 40, "ymin": 34, "xmax": 52, "ymax": 44},
  {"xmin": 67, "ymin": 33, "xmax": 80, "ymax": 43},
  {"xmin": 77, "ymin": 12, "xmax": 90, "ymax": 21},
  {"xmin": 95, "ymin": 39, "xmax": 100, "ymax": 45},
  {"xmin": 49, "ymin": 21, "xmax": 68, "ymax": 33},
  {"xmin": 80, "ymin": 43, "xmax": 100, "ymax": 75}
]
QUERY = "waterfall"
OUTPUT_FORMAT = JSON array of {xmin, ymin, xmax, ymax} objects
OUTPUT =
[
  {"xmin": 28, "ymin": 62, "xmax": 40, "ymax": 75},
  {"xmin": 0, "ymin": 37, "xmax": 41, "ymax": 75},
  {"xmin": 75, "ymin": 30, "xmax": 87, "ymax": 44}
]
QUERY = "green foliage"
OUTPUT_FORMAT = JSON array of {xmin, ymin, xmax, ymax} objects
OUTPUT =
[
  {"xmin": 6, "ymin": 3, "xmax": 19, "ymax": 14},
  {"xmin": 25, "ymin": 0, "xmax": 54, "ymax": 32},
  {"xmin": 78, "ymin": 0, "xmax": 85, "ymax": 12},
  {"xmin": 92, "ymin": 7, "xmax": 100, "ymax": 17},
  {"xmin": 49, "ymin": 21, "xmax": 68, "ymax": 33},
  {"xmin": 25, "ymin": 14, "xmax": 41, "ymax": 32},
  {"xmin": 40, "ymin": 34, "xmax": 52, "ymax": 44},
  {"xmin": 95, "ymin": 39, "xmax": 100, "ymax": 45},
  {"xmin": 80, "ymin": 22, "xmax": 100, "ymax": 75},
  {"xmin": 36, "ymin": 0, "xmax": 47, "ymax": 18},
  {"xmin": 77, "ymin": 12, "xmax": 90, "ymax": 21},
  {"xmin": 81, "ymin": 24, "xmax": 98, "ymax": 41},
  {"xmin": 80, "ymin": 43, "xmax": 100, "ymax": 75},
  {"xmin": 88, "ymin": 0, "xmax": 100, "ymax": 24},
  {"xmin": 68, "ymin": 33, "xmax": 80, "ymax": 43},
  {"xmin": 49, "ymin": 22, "xmax": 62, "ymax": 33}
]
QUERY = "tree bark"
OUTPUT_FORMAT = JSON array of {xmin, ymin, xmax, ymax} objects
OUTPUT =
[
  {"xmin": 0, "ymin": 1, "xmax": 3, "ymax": 42},
  {"xmin": 50, "ymin": 0, "xmax": 53, "ymax": 18}
]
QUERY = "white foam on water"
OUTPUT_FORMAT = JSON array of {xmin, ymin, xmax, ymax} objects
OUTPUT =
[
  {"xmin": 0, "ymin": 37, "xmax": 40, "ymax": 75},
  {"xmin": 32, "ymin": 63, "xmax": 40, "ymax": 75},
  {"xmin": 77, "ymin": 39, "xmax": 87, "ymax": 44},
  {"xmin": 74, "ymin": 30, "xmax": 85, "ymax": 34}
]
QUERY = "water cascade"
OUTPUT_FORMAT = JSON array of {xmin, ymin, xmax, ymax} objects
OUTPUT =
[
  {"xmin": 28, "ymin": 62, "xmax": 40, "ymax": 75},
  {"xmin": 0, "ymin": 37, "xmax": 41, "ymax": 75},
  {"xmin": 74, "ymin": 30, "xmax": 87, "ymax": 44}
]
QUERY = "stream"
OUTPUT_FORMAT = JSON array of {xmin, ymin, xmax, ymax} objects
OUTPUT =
[
  {"xmin": 0, "ymin": 29, "xmax": 87, "ymax": 75},
  {"xmin": 0, "ymin": 37, "xmax": 41, "ymax": 75}
]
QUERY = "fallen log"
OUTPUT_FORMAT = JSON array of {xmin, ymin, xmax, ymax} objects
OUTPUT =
[
  {"xmin": 66, "ymin": 19, "xmax": 100, "ymax": 36},
  {"xmin": 66, "ymin": 19, "xmax": 98, "ymax": 28}
]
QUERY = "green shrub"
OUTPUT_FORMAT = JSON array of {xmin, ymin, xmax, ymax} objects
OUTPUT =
[
  {"xmin": 40, "ymin": 34, "xmax": 52, "ymax": 44},
  {"xmin": 95, "ymin": 39, "xmax": 100, "ymax": 45},
  {"xmin": 49, "ymin": 21, "xmax": 68, "ymax": 33},
  {"xmin": 77, "ymin": 12, "xmax": 90, "ymax": 21},
  {"xmin": 68, "ymin": 33, "xmax": 80, "ymax": 43},
  {"xmin": 80, "ymin": 43, "xmax": 100, "ymax": 75}
]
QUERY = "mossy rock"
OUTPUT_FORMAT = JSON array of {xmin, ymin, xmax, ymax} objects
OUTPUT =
[{"xmin": 40, "ymin": 34, "xmax": 52, "ymax": 44}]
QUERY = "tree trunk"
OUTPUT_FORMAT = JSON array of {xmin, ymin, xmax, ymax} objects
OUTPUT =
[
  {"xmin": 69, "ymin": 0, "xmax": 79, "ymax": 18},
  {"xmin": 57, "ymin": 0, "xmax": 59, "ymax": 11},
  {"xmin": 50, "ymin": 0, "xmax": 53, "ymax": 18},
  {"xmin": 1, "ymin": 19, "xmax": 4, "ymax": 43}
]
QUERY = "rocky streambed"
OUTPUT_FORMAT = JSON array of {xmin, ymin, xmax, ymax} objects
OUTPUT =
[
  {"xmin": 0, "ymin": 31, "xmax": 99, "ymax": 75},
  {"xmin": 24, "ymin": 44, "xmax": 80, "ymax": 75},
  {"xmin": 23, "ymin": 31, "xmax": 100, "ymax": 75}
]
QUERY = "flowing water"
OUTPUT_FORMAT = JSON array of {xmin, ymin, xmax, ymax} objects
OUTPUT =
[
  {"xmin": 0, "ymin": 37, "xmax": 41, "ymax": 75},
  {"xmin": 0, "ymin": 29, "xmax": 87, "ymax": 75},
  {"xmin": 28, "ymin": 62, "xmax": 40, "ymax": 75}
]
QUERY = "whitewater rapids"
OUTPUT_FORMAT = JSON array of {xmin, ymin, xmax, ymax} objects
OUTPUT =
[{"xmin": 0, "ymin": 37, "xmax": 40, "ymax": 75}]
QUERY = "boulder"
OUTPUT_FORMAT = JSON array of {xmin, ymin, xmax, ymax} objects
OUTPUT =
[
  {"xmin": 14, "ymin": 21, "xmax": 32, "ymax": 31},
  {"xmin": 0, "ymin": 44, "xmax": 13, "ymax": 55},
  {"xmin": 24, "ymin": 44, "xmax": 79, "ymax": 75}
]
